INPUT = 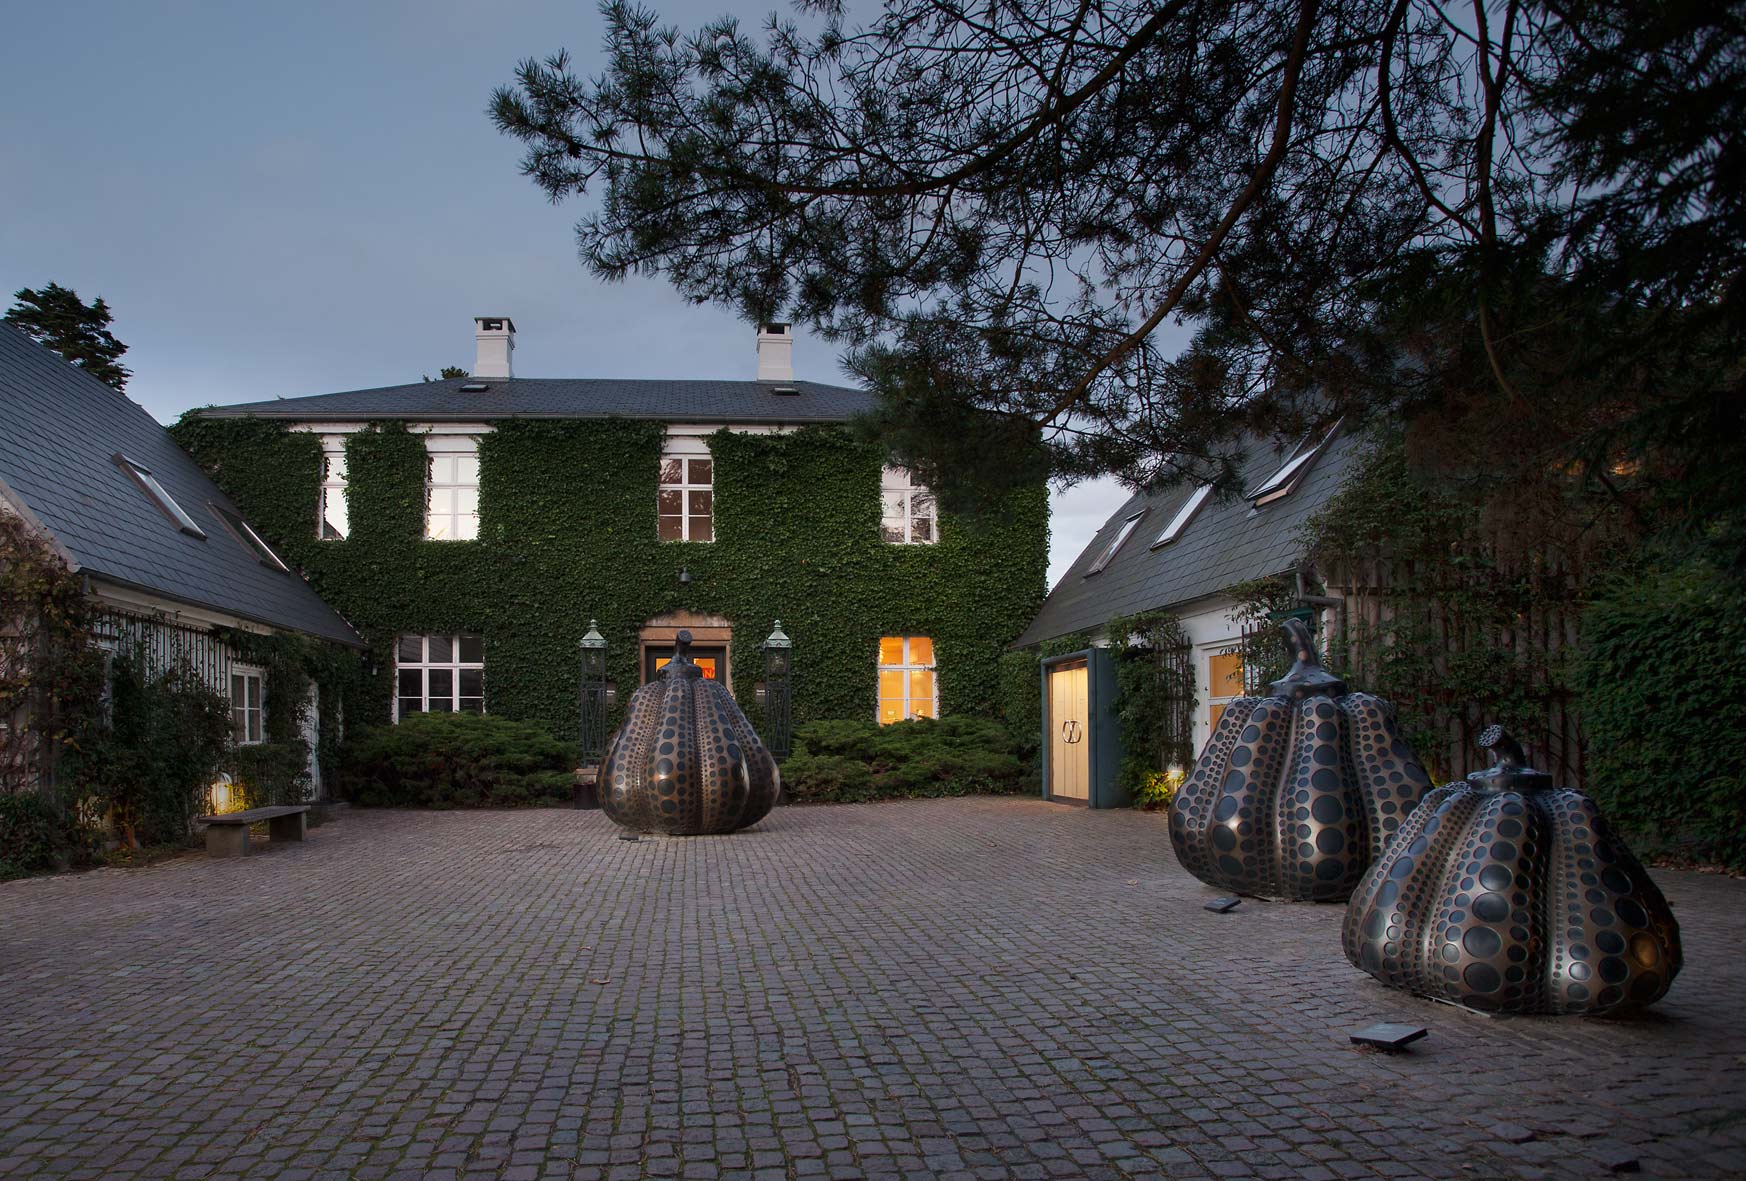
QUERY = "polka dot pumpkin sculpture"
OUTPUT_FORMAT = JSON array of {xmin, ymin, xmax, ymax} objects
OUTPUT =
[
  {"xmin": 1168, "ymin": 618, "xmax": 1433, "ymax": 902},
  {"xmin": 598, "ymin": 630, "xmax": 781, "ymax": 835},
  {"xmin": 1343, "ymin": 725, "xmax": 1681, "ymax": 1015}
]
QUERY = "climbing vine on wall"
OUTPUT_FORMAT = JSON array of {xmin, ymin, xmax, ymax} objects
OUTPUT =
[{"xmin": 171, "ymin": 415, "xmax": 1049, "ymax": 742}]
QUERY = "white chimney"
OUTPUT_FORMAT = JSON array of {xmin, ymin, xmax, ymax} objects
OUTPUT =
[
  {"xmin": 756, "ymin": 322, "xmax": 793, "ymax": 382},
  {"xmin": 474, "ymin": 316, "xmax": 515, "ymax": 379}
]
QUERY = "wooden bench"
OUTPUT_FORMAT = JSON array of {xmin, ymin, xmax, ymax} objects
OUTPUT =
[{"xmin": 198, "ymin": 805, "xmax": 309, "ymax": 858}]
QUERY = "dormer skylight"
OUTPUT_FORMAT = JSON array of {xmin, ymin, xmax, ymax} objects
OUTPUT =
[
  {"xmin": 212, "ymin": 504, "xmax": 289, "ymax": 572},
  {"xmin": 115, "ymin": 454, "xmax": 205, "ymax": 538},
  {"xmin": 1086, "ymin": 510, "xmax": 1145, "ymax": 575},
  {"xmin": 771, "ymin": 386, "xmax": 800, "ymax": 396},
  {"xmin": 1152, "ymin": 485, "xmax": 1212, "ymax": 548},
  {"xmin": 1250, "ymin": 422, "xmax": 1341, "ymax": 506},
  {"xmin": 458, "ymin": 381, "xmax": 489, "ymax": 392}
]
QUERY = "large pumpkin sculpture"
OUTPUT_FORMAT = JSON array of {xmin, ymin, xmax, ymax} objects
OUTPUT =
[
  {"xmin": 1169, "ymin": 619, "xmax": 1433, "ymax": 901},
  {"xmin": 1343, "ymin": 725, "xmax": 1681, "ymax": 1015},
  {"xmin": 598, "ymin": 630, "xmax": 781, "ymax": 835}
]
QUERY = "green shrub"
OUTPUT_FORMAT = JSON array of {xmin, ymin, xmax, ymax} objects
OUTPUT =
[
  {"xmin": 1576, "ymin": 560, "xmax": 1746, "ymax": 871},
  {"xmin": 339, "ymin": 712, "xmax": 578, "ymax": 808},
  {"xmin": 781, "ymin": 715, "xmax": 1028, "ymax": 803},
  {"xmin": 0, "ymin": 794, "xmax": 102, "ymax": 880},
  {"xmin": 226, "ymin": 741, "xmax": 311, "ymax": 809}
]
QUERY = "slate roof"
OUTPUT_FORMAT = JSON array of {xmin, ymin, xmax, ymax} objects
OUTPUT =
[
  {"xmin": 0, "ymin": 324, "xmax": 360, "ymax": 647},
  {"xmin": 1014, "ymin": 427, "xmax": 1363, "ymax": 647},
  {"xmin": 197, "ymin": 376, "xmax": 880, "ymax": 424}
]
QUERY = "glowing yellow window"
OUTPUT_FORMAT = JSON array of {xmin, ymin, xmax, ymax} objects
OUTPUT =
[{"xmin": 877, "ymin": 636, "xmax": 937, "ymax": 723}]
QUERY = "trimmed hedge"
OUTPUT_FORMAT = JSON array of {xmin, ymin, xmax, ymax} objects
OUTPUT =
[
  {"xmin": 1577, "ymin": 560, "xmax": 1746, "ymax": 871},
  {"xmin": 339, "ymin": 712, "xmax": 578, "ymax": 808},
  {"xmin": 780, "ymin": 716, "xmax": 1029, "ymax": 803}
]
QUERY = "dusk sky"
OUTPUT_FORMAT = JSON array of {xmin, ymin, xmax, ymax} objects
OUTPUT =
[{"xmin": 0, "ymin": 0, "xmax": 1129, "ymax": 585}]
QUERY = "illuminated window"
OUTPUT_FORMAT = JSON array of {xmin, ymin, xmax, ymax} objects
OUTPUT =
[
  {"xmin": 880, "ymin": 466, "xmax": 937, "ymax": 544},
  {"xmin": 658, "ymin": 441, "xmax": 713, "ymax": 542},
  {"xmin": 396, "ymin": 634, "xmax": 484, "ymax": 719},
  {"xmin": 1205, "ymin": 647, "xmax": 1245, "ymax": 738},
  {"xmin": 1086, "ymin": 511, "xmax": 1145, "ymax": 575},
  {"xmin": 425, "ymin": 439, "xmax": 480, "ymax": 540},
  {"xmin": 115, "ymin": 454, "xmax": 205, "ymax": 538},
  {"xmin": 1152, "ymin": 485, "xmax": 1211, "ymax": 548},
  {"xmin": 230, "ymin": 667, "xmax": 264, "ymax": 745},
  {"xmin": 878, "ymin": 636, "xmax": 937, "ymax": 724},
  {"xmin": 319, "ymin": 438, "xmax": 349, "ymax": 539}
]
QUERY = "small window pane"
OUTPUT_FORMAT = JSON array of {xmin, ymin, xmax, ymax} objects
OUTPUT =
[
  {"xmin": 1209, "ymin": 651, "xmax": 1244, "ymax": 697},
  {"xmin": 321, "ymin": 488, "xmax": 349, "ymax": 540},
  {"xmin": 324, "ymin": 452, "xmax": 347, "ymax": 481},
  {"xmin": 879, "ymin": 669, "xmax": 904, "ymax": 698},
  {"xmin": 247, "ymin": 678, "xmax": 262, "ymax": 709},
  {"xmin": 880, "ymin": 523, "xmax": 907, "ymax": 544},
  {"xmin": 660, "ymin": 458, "xmax": 683, "ymax": 484},
  {"xmin": 911, "ymin": 492, "xmax": 935, "ymax": 519},
  {"xmin": 459, "ymin": 668, "xmax": 483, "ymax": 696},
  {"xmin": 658, "ymin": 490, "xmax": 682, "ymax": 515},
  {"xmin": 688, "ymin": 490, "xmax": 712, "ymax": 517},
  {"xmin": 454, "ymin": 512, "xmax": 480, "ymax": 541},
  {"xmin": 429, "ymin": 669, "xmax": 453, "ymax": 701},
  {"xmin": 458, "ymin": 698, "xmax": 484, "ymax": 714},
  {"xmin": 659, "ymin": 515, "xmax": 684, "ymax": 541},
  {"xmin": 454, "ymin": 487, "xmax": 479, "ymax": 516},
  {"xmin": 689, "ymin": 459, "xmax": 712, "ymax": 485},
  {"xmin": 400, "ymin": 697, "xmax": 425, "ymax": 716},
  {"xmin": 908, "ymin": 637, "xmax": 935, "ymax": 666},
  {"xmin": 909, "ymin": 669, "xmax": 933, "ymax": 701},
  {"xmin": 428, "ymin": 636, "xmax": 454, "ymax": 663},
  {"xmin": 690, "ymin": 516, "xmax": 713, "ymax": 543},
  {"xmin": 398, "ymin": 636, "xmax": 423, "ymax": 662},
  {"xmin": 248, "ymin": 712, "xmax": 263, "ymax": 743},
  {"xmin": 879, "ymin": 699, "xmax": 905, "ymax": 725},
  {"xmin": 428, "ymin": 698, "xmax": 454, "ymax": 714},
  {"xmin": 878, "ymin": 638, "xmax": 904, "ymax": 667},
  {"xmin": 398, "ymin": 669, "xmax": 422, "ymax": 696},
  {"xmin": 231, "ymin": 674, "xmax": 246, "ymax": 707},
  {"xmin": 911, "ymin": 695, "xmax": 936, "ymax": 720},
  {"xmin": 453, "ymin": 455, "xmax": 480, "ymax": 483},
  {"xmin": 458, "ymin": 636, "xmax": 484, "ymax": 663},
  {"xmin": 911, "ymin": 516, "xmax": 933, "ymax": 542}
]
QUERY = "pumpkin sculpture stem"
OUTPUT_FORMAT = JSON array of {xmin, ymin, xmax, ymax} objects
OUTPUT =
[
  {"xmin": 1267, "ymin": 617, "xmax": 1348, "ymax": 698},
  {"xmin": 1469, "ymin": 724, "xmax": 1553, "ymax": 792}
]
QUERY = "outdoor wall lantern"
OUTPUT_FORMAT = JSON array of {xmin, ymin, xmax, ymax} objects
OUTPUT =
[
  {"xmin": 1343, "ymin": 725, "xmax": 1682, "ymax": 1015},
  {"xmin": 760, "ymin": 619, "xmax": 793, "ymax": 761},
  {"xmin": 598, "ymin": 630, "xmax": 780, "ymax": 835},
  {"xmin": 677, "ymin": 566, "xmax": 693, "ymax": 586},
  {"xmin": 1169, "ymin": 618, "xmax": 1434, "ymax": 902},
  {"xmin": 578, "ymin": 620, "xmax": 611, "ymax": 765}
]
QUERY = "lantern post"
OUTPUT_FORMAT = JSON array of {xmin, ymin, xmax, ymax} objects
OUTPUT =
[
  {"xmin": 761, "ymin": 620, "xmax": 792, "ymax": 761},
  {"xmin": 579, "ymin": 619, "xmax": 609, "ymax": 769}
]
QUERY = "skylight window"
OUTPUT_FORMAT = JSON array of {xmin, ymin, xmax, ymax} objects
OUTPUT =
[
  {"xmin": 1250, "ymin": 423, "xmax": 1341, "ymax": 506},
  {"xmin": 459, "ymin": 381, "xmax": 488, "ymax": 392},
  {"xmin": 212, "ymin": 505, "xmax": 289, "ymax": 572},
  {"xmin": 1086, "ymin": 510, "xmax": 1145, "ymax": 575},
  {"xmin": 1152, "ymin": 485, "xmax": 1212, "ymax": 548},
  {"xmin": 115, "ymin": 454, "xmax": 205, "ymax": 538}
]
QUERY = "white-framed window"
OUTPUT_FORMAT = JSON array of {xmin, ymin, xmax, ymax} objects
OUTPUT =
[
  {"xmin": 396, "ymin": 634, "xmax": 484, "ymax": 719},
  {"xmin": 115, "ymin": 453, "xmax": 206, "ymax": 538},
  {"xmin": 319, "ymin": 438, "xmax": 349, "ymax": 539},
  {"xmin": 881, "ymin": 467, "xmax": 938, "ymax": 544},
  {"xmin": 230, "ymin": 666, "xmax": 264, "ymax": 745},
  {"xmin": 1202, "ymin": 644, "xmax": 1245, "ymax": 749},
  {"xmin": 658, "ymin": 438, "xmax": 714, "ymax": 542},
  {"xmin": 1086, "ymin": 510, "xmax": 1145, "ymax": 575},
  {"xmin": 1250, "ymin": 422, "xmax": 1340, "ymax": 506},
  {"xmin": 425, "ymin": 438, "xmax": 480, "ymax": 540},
  {"xmin": 1152, "ymin": 485, "xmax": 1211, "ymax": 548},
  {"xmin": 878, "ymin": 636, "xmax": 937, "ymax": 724},
  {"xmin": 212, "ymin": 504, "xmax": 289, "ymax": 572}
]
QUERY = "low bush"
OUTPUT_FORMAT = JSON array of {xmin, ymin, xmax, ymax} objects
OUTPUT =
[
  {"xmin": 225, "ymin": 741, "xmax": 312, "ymax": 809},
  {"xmin": 780, "ymin": 715, "xmax": 1029, "ymax": 804},
  {"xmin": 339, "ymin": 712, "xmax": 578, "ymax": 808},
  {"xmin": 0, "ymin": 793, "xmax": 102, "ymax": 880}
]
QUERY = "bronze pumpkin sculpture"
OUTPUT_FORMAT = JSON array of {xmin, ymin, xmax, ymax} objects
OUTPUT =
[
  {"xmin": 1169, "ymin": 619, "xmax": 1433, "ymax": 901},
  {"xmin": 598, "ymin": 630, "xmax": 781, "ymax": 835},
  {"xmin": 1343, "ymin": 725, "xmax": 1681, "ymax": 1015}
]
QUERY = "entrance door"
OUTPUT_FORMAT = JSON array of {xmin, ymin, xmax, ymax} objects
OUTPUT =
[
  {"xmin": 644, "ymin": 645, "xmax": 727, "ymax": 683},
  {"xmin": 1047, "ymin": 661, "xmax": 1090, "ymax": 801}
]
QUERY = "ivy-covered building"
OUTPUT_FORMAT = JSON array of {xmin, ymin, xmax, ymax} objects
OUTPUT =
[
  {"xmin": 0, "ymin": 323, "xmax": 361, "ymax": 801},
  {"xmin": 1014, "ymin": 425, "xmax": 1361, "ymax": 806},
  {"xmin": 175, "ymin": 318, "xmax": 1048, "ymax": 744}
]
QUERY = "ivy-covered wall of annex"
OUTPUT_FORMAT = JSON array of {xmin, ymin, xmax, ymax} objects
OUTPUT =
[{"xmin": 170, "ymin": 416, "xmax": 1049, "ymax": 741}]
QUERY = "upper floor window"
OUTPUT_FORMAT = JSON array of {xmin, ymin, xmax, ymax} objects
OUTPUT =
[
  {"xmin": 881, "ymin": 467, "xmax": 937, "ymax": 544},
  {"xmin": 1250, "ymin": 422, "xmax": 1340, "ymax": 506},
  {"xmin": 878, "ymin": 636, "xmax": 937, "ymax": 724},
  {"xmin": 1086, "ymin": 510, "xmax": 1145, "ymax": 575},
  {"xmin": 1152, "ymin": 485, "xmax": 1211, "ymax": 548},
  {"xmin": 115, "ymin": 453, "xmax": 205, "ymax": 538},
  {"xmin": 319, "ymin": 438, "xmax": 349, "ymax": 539},
  {"xmin": 426, "ymin": 438, "xmax": 480, "ymax": 540},
  {"xmin": 396, "ymin": 634, "xmax": 484, "ymax": 719},
  {"xmin": 230, "ymin": 666, "xmax": 264, "ymax": 745},
  {"xmin": 659, "ymin": 440, "xmax": 713, "ymax": 542}
]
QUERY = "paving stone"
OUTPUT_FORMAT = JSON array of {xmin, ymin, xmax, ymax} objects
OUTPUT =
[{"xmin": 0, "ymin": 800, "xmax": 1742, "ymax": 1180}]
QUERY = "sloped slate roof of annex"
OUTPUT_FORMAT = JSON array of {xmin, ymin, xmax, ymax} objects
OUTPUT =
[
  {"xmin": 196, "ymin": 375, "xmax": 880, "ymax": 423},
  {"xmin": 1014, "ymin": 428, "xmax": 1363, "ymax": 648},
  {"xmin": 0, "ymin": 324, "xmax": 360, "ymax": 647}
]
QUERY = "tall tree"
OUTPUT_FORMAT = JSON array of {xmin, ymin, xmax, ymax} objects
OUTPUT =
[
  {"xmin": 4, "ymin": 283, "xmax": 131, "ymax": 392},
  {"xmin": 493, "ymin": 1, "xmax": 1744, "ymax": 568}
]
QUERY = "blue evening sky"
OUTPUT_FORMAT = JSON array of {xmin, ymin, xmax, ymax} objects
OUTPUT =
[{"xmin": 0, "ymin": 0, "xmax": 1127, "ymax": 585}]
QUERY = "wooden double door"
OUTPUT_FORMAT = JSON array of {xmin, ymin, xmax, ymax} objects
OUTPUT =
[{"xmin": 1047, "ymin": 660, "xmax": 1090, "ymax": 802}]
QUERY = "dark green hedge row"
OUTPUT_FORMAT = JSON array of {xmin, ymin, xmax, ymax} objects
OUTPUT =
[
  {"xmin": 780, "ymin": 716, "xmax": 1029, "ymax": 803},
  {"xmin": 339, "ymin": 712, "xmax": 577, "ymax": 808},
  {"xmin": 171, "ymin": 417, "xmax": 1047, "ymax": 742},
  {"xmin": 1577, "ymin": 560, "xmax": 1746, "ymax": 871}
]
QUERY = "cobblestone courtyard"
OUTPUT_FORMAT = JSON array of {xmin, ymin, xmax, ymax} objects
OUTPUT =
[{"xmin": 1, "ymin": 799, "xmax": 1742, "ymax": 1180}]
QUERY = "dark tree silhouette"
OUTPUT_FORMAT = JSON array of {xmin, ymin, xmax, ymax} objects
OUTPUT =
[{"xmin": 5, "ymin": 283, "xmax": 131, "ymax": 392}]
